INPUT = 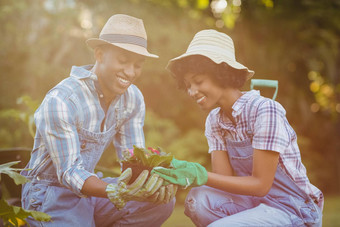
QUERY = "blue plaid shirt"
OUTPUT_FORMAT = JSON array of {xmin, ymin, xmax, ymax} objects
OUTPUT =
[{"xmin": 26, "ymin": 65, "xmax": 145, "ymax": 195}]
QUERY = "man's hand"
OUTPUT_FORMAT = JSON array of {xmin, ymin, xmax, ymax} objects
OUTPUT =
[
  {"xmin": 146, "ymin": 183, "xmax": 178, "ymax": 204},
  {"xmin": 121, "ymin": 170, "xmax": 178, "ymax": 204},
  {"xmin": 106, "ymin": 168, "xmax": 163, "ymax": 210},
  {"xmin": 151, "ymin": 159, "xmax": 208, "ymax": 188}
]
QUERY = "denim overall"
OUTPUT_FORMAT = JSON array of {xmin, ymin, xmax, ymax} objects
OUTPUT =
[
  {"xmin": 21, "ymin": 117, "xmax": 174, "ymax": 226},
  {"xmin": 185, "ymin": 100, "xmax": 322, "ymax": 227}
]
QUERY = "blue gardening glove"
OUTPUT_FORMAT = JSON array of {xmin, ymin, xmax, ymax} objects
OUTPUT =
[
  {"xmin": 106, "ymin": 168, "xmax": 163, "ymax": 210},
  {"xmin": 151, "ymin": 159, "xmax": 208, "ymax": 189}
]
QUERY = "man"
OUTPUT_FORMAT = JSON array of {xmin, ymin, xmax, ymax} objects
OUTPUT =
[{"xmin": 21, "ymin": 14, "xmax": 175, "ymax": 226}]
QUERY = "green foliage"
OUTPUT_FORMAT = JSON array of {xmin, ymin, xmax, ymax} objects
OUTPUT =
[
  {"xmin": 144, "ymin": 111, "xmax": 181, "ymax": 148},
  {"xmin": 143, "ymin": 110, "xmax": 209, "ymax": 168},
  {"xmin": 0, "ymin": 96, "xmax": 39, "ymax": 138},
  {"xmin": 1, "ymin": 0, "xmax": 339, "ymax": 193},
  {"xmin": 121, "ymin": 146, "xmax": 173, "ymax": 168},
  {"xmin": 168, "ymin": 129, "xmax": 210, "ymax": 169},
  {"xmin": 0, "ymin": 161, "xmax": 29, "ymax": 185},
  {"xmin": 0, "ymin": 198, "xmax": 50, "ymax": 227},
  {"xmin": 0, "ymin": 161, "xmax": 51, "ymax": 226},
  {"xmin": 237, "ymin": 0, "xmax": 340, "ymax": 192}
]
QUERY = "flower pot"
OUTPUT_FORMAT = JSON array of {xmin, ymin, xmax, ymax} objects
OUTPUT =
[{"xmin": 121, "ymin": 162, "xmax": 153, "ymax": 185}]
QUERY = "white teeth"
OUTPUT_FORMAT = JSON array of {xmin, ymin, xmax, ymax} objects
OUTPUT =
[
  {"xmin": 196, "ymin": 96, "xmax": 205, "ymax": 104},
  {"xmin": 117, "ymin": 76, "xmax": 130, "ymax": 85}
]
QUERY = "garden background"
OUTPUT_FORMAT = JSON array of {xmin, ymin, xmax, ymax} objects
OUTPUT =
[{"xmin": 0, "ymin": 0, "xmax": 339, "ymax": 226}]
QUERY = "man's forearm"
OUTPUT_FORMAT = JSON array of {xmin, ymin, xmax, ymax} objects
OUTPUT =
[{"xmin": 81, "ymin": 176, "xmax": 109, "ymax": 198}]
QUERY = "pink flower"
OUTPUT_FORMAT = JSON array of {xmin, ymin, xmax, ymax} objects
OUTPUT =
[
  {"xmin": 148, "ymin": 147, "xmax": 160, "ymax": 155},
  {"xmin": 128, "ymin": 149, "xmax": 134, "ymax": 157}
]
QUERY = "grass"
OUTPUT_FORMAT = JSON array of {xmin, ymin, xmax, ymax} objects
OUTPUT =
[
  {"xmin": 323, "ymin": 194, "xmax": 340, "ymax": 227},
  {"xmin": 162, "ymin": 205, "xmax": 194, "ymax": 227},
  {"xmin": 162, "ymin": 194, "xmax": 340, "ymax": 227}
]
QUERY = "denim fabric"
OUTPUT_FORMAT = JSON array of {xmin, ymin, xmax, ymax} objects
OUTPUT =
[
  {"xmin": 21, "ymin": 118, "xmax": 175, "ymax": 226},
  {"xmin": 23, "ymin": 65, "xmax": 146, "ymax": 196},
  {"xmin": 185, "ymin": 96, "xmax": 323, "ymax": 226},
  {"xmin": 205, "ymin": 91, "xmax": 323, "ymax": 206},
  {"xmin": 184, "ymin": 137, "xmax": 323, "ymax": 226},
  {"xmin": 22, "ymin": 178, "xmax": 175, "ymax": 227}
]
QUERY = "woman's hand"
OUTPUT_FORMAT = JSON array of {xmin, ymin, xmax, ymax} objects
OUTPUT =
[{"xmin": 151, "ymin": 159, "xmax": 208, "ymax": 188}]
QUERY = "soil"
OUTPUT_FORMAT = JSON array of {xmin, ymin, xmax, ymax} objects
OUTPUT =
[{"xmin": 121, "ymin": 162, "xmax": 153, "ymax": 185}]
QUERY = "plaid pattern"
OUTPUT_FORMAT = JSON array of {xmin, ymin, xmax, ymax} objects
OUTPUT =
[
  {"xmin": 27, "ymin": 65, "xmax": 145, "ymax": 196},
  {"xmin": 205, "ymin": 90, "xmax": 323, "ymax": 208}
]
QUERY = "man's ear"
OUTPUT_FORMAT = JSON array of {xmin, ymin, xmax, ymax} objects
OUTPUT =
[{"xmin": 94, "ymin": 46, "xmax": 103, "ymax": 63}]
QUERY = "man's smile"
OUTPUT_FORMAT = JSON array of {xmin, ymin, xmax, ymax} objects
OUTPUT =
[{"xmin": 117, "ymin": 75, "xmax": 131, "ymax": 87}]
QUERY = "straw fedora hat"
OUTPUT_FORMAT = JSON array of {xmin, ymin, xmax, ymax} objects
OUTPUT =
[
  {"xmin": 167, "ymin": 29, "xmax": 254, "ymax": 79},
  {"xmin": 86, "ymin": 14, "xmax": 158, "ymax": 58}
]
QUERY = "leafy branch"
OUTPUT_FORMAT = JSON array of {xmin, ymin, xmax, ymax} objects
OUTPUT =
[{"xmin": 0, "ymin": 161, "xmax": 51, "ymax": 226}]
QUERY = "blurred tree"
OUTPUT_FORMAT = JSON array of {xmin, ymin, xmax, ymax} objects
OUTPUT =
[{"xmin": 233, "ymin": 0, "xmax": 340, "ymax": 193}]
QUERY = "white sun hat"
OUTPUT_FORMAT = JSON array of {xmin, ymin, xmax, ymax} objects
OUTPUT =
[
  {"xmin": 86, "ymin": 14, "xmax": 158, "ymax": 58},
  {"xmin": 167, "ymin": 29, "xmax": 254, "ymax": 79}
]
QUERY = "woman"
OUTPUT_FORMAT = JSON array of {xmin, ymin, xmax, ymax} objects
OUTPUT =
[{"xmin": 152, "ymin": 29, "xmax": 323, "ymax": 226}]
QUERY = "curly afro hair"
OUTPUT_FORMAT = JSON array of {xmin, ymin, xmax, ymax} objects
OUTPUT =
[{"xmin": 168, "ymin": 55, "xmax": 248, "ymax": 90}]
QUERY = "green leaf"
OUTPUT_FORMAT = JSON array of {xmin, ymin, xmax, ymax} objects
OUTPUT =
[
  {"xmin": 133, "ymin": 146, "xmax": 148, "ymax": 166},
  {"xmin": 29, "ymin": 210, "xmax": 52, "ymax": 222},
  {"xmin": 148, "ymin": 154, "xmax": 173, "ymax": 168},
  {"xmin": 0, "ymin": 161, "xmax": 30, "ymax": 185},
  {"xmin": 122, "ymin": 146, "xmax": 173, "ymax": 169},
  {"xmin": 0, "ymin": 198, "xmax": 51, "ymax": 225}
]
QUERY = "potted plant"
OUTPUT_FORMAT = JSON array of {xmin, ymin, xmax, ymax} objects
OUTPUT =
[{"xmin": 120, "ymin": 146, "xmax": 173, "ymax": 184}]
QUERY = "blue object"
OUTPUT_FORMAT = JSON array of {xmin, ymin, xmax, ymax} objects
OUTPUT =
[{"xmin": 250, "ymin": 79, "xmax": 278, "ymax": 100}]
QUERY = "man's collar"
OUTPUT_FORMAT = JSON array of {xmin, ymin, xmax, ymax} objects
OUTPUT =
[{"xmin": 70, "ymin": 65, "xmax": 97, "ymax": 80}]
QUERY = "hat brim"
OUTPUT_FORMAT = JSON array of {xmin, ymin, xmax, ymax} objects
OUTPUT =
[
  {"xmin": 167, "ymin": 52, "xmax": 254, "ymax": 80},
  {"xmin": 86, "ymin": 38, "xmax": 159, "ymax": 58}
]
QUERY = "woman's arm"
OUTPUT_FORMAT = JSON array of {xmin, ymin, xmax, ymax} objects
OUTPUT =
[
  {"xmin": 207, "ymin": 148, "xmax": 279, "ymax": 197},
  {"xmin": 211, "ymin": 150, "xmax": 233, "ymax": 176},
  {"xmin": 153, "ymin": 149, "xmax": 279, "ymax": 196}
]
